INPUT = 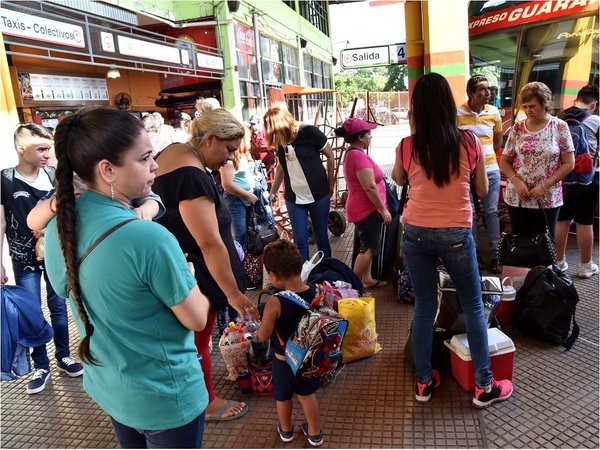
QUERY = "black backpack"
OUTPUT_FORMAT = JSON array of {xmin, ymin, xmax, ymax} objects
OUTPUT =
[
  {"xmin": 515, "ymin": 266, "xmax": 580, "ymax": 350},
  {"xmin": 307, "ymin": 257, "xmax": 364, "ymax": 296}
]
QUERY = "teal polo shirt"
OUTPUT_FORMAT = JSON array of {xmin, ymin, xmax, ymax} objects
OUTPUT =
[{"xmin": 45, "ymin": 191, "xmax": 206, "ymax": 430}]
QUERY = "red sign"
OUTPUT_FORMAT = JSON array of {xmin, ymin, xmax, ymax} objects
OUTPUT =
[
  {"xmin": 469, "ymin": 0, "xmax": 599, "ymax": 36},
  {"xmin": 235, "ymin": 23, "xmax": 255, "ymax": 54}
]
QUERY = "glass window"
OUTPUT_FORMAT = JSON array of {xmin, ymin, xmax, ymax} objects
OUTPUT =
[
  {"xmin": 518, "ymin": 16, "xmax": 599, "ymax": 114},
  {"xmin": 303, "ymin": 54, "xmax": 313, "ymax": 87},
  {"xmin": 313, "ymin": 58, "xmax": 323, "ymax": 88},
  {"xmin": 260, "ymin": 35, "xmax": 282, "ymax": 84},
  {"xmin": 239, "ymin": 81, "xmax": 260, "ymax": 122},
  {"xmin": 323, "ymin": 63, "xmax": 332, "ymax": 89},
  {"xmin": 235, "ymin": 23, "xmax": 258, "ymax": 82},
  {"xmin": 282, "ymin": 0, "xmax": 295, "ymax": 10},
  {"xmin": 282, "ymin": 43, "xmax": 300, "ymax": 85},
  {"xmin": 299, "ymin": 0, "xmax": 329, "ymax": 36},
  {"xmin": 470, "ymin": 28, "xmax": 519, "ymax": 131}
]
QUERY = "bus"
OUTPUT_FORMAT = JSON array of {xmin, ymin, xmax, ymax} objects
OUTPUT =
[{"xmin": 468, "ymin": 0, "xmax": 599, "ymax": 133}]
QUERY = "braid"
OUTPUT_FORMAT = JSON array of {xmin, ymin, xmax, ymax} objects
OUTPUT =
[{"xmin": 54, "ymin": 118, "xmax": 98, "ymax": 365}]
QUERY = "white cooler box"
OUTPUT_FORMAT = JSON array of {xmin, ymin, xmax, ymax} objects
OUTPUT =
[{"xmin": 444, "ymin": 328, "xmax": 515, "ymax": 391}]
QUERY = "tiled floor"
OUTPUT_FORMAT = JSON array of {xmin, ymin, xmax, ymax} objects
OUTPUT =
[{"xmin": 1, "ymin": 228, "xmax": 598, "ymax": 449}]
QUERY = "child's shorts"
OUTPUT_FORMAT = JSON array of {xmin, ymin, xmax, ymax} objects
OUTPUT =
[{"xmin": 272, "ymin": 357, "xmax": 319, "ymax": 401}]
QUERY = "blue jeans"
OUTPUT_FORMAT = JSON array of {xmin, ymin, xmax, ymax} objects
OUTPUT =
[
  {"xmin": 110, "ymin": 413, "xmax": 205, "ymax": 448},
  {"xmin": 472, "ymin": 170, "xmax": 501, "ymax": 260},
  {"xmin": 14, "ymin": 269, "xmax": 70, "ymax": 369},
  {"xmin": 401, "ymin": 224, "xmax": 492, "ymax": 387},
  {"xmin": 286, "ymin": 195, "xmax": 331, "ymax": 262},
  {"xmin": 224, "ymin": 193, "xmax": 248, "ymax": 247}
]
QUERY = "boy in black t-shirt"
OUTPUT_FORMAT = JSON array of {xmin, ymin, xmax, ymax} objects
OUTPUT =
[
  {"xmin": 1, "ymin": 123, "xmax": 83, "ymax": 395},
  {"xmin": 256, "ymin": 240, "xmax": 323, "ymax": 447}
]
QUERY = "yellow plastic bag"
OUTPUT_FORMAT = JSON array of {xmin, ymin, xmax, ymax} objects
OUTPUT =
[{"xmin": 337, "ymin": 297, "xmax": 382, "ymax": 362}]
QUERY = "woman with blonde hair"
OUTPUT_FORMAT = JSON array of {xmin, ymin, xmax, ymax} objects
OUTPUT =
[
  {"xmin": 220, "ymin": 125, "xmax": 258, "ymax": 247},
  {"xmin": 264, "ymin": 107, "xmax": 335, "ymax": 261},
  {"xmin": 153, "ymin": 108, "xmax": 260, "ymax": 422}
]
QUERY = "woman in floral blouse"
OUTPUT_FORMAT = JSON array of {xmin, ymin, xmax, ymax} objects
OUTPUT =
[{"xmin": 499, "ymin": 82, "xmax": 575, "ymax": 238}]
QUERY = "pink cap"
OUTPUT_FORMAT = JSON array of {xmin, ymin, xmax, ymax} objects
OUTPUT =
[{"xmin": 342, "ymin": 117, "xmax": 377, "ymax": 135}]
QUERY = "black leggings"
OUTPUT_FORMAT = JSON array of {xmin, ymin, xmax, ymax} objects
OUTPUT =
[{"xmin": 507, "ymin": 206, "xmax": 560, "ymax": 240}]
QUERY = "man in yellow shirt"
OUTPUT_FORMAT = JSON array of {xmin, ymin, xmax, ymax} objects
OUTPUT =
[{"xmin": 457, "ymin": 76, "xmax": 503, "ymax": 273}]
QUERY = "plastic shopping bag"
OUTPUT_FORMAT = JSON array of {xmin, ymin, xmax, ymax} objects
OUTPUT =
[
  {"xmin": 301, "ymin": 251, "xmax": 324, "ymax": 282},
  {"xmin": 337, "ymin": 297, "xmax": 382, "ymax": 362},
  {"xmin": 218, "ymin": 333, "xmax": 251, "ymax": 381}
]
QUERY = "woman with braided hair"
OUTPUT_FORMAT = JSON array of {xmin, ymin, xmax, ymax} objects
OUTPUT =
[{"xmin": 43, "ymin": 106, "xmax": 210, "ymax": 448}]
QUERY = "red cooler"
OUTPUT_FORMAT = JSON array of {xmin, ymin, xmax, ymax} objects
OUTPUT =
[{"xmin": 445, "ymin": 328, "xmax": 515, "ymax": 391}]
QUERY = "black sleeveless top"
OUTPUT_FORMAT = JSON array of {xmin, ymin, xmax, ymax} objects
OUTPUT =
[{"xmin": 153, "ymin": 166, "xmax": 245, "ymax": 310}]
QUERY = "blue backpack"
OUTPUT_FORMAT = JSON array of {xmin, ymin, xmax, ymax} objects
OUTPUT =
[
  {"xmin": 563, "ymin": 117, "xmax": 594, "ymax": 189},
  {"xmin": 275, "ymin": 290, "xmax": 348, "ymax": 379}
]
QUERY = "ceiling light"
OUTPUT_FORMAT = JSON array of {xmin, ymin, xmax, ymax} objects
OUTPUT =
[{"xmin": 107, "ymin": 67, "xmax": 121, "ymax": 79}]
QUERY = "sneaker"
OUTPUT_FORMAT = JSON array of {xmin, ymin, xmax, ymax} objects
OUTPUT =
[
  {"xmin": 277, "ymin": 425, "xmax": 294, "ymax": 443},
  {"xmin": 26, "ymin": 368, "xmax": 50, "ymax": 394},
  {"xmin": 56, "ymin": 356, "xmax": 84, "ymax": 377},
  {"xmin": 490, "ymin": 259, "xmax": 502, "ymax": 274},
  {"xmin": 556, "ymin": 259, "xmax": 569, "ymax": 272},
  {"xmin": 472, "ymin": 378, "xmax": 513, "ymax": 408},
  {"xmin": 301, "ymin": 423, "xmax": 323, "ymax": 447},
  {"xmin": 415, "ymin": 369, "xmax": 441, "ymax": 402},
  {"xmin": 578, "ymin": 261, "xmax": 599, "ymax": 279}
]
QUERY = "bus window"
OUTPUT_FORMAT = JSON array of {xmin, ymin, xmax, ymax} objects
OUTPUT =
[
  {"xmin": 469, "ymin": 29, "xmax": 519, "ymax": 133},
  {"xmin": 518, "ymin": 16, "xmax": 599, "ymax": 116}
]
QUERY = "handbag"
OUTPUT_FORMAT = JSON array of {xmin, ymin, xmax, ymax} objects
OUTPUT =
[
  {"xmin": 498, "ymin": 202, "xmax": 557, "ymax": 268},
  {"xmin": 434, "ymin": 269, "xmax": 502, "ymax": 334},
  {"xmin": 246, "ymin": 203, "xmax": 279, "ymax": 256}
]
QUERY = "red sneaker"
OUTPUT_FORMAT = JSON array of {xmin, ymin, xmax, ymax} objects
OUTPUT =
[
  {"xmin": 473, "ymin": 378, "xmax": 513, "ymax": 408},
  {"xmin": 415, "ymin": 369, "xmax": 441, "ymax": 402}
]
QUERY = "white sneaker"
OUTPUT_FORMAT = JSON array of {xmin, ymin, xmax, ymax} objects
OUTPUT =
[
  {"xmin": 578, "ymin": 262, "xmax": 599, "ymax": 279},
  {"xmin": 556, "ymin": 260, "xmax": 569, "ymax": 272}
]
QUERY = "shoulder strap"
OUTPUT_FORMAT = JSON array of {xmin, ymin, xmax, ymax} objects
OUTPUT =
[
  {"xmin": 401, "ymin": 137, "xmax": 412, "ymax": 173},
  {"xmin": 77, "ymin": 218, "xmax": 138, "ymax": 268},
  {"xmin": 274, "ymin": 289, "xmax": 310, "ymax": 348},
  {"xmin": 43, "ymin": 166, "xmax": 56, "ymax": 186},
  {"xmin": 274, "ymin": 290, "xmax": 310, "ymax": 310},
  {"xmin": 461, "ymin": 130, "xmax": 480, "ymax": 172}
]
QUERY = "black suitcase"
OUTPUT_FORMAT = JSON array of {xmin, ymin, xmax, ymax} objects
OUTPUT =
[{"xmin": 352, "ymin": 214, "xmax": 400, "ymax": 280}]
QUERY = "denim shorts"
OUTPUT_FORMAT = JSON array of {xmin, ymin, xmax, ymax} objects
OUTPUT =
[{"xmin": 272, "ymin": 357, "xmax": 319, "ymax": 401}]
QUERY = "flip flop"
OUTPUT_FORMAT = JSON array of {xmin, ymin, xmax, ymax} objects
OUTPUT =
[
  {"xmin": 205, "ymin": 400, "xmax": 249, "ymax": 422},
  {"xmin": 364, "ymin": 280, "xmax": 389, "ymax": 289}
]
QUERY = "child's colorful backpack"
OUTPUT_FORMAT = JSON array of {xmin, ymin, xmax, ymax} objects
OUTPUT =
[{"xmin": 275, "ymin": 291, "xmax": 348, "ymax": 379}]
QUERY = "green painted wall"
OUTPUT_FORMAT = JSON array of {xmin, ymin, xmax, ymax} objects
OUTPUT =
[{"xmin": 122, "ymin": 0, "xmax": 333, "ymax": 117}]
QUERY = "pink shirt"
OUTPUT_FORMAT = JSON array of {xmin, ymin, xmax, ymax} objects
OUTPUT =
[
  {"xmin": 401, "ymin": 136, "xmax": 484, "ymax": 228},
  {"xmin": 343, "ymin": 148, "xmax": 387, "ymax": 223}
]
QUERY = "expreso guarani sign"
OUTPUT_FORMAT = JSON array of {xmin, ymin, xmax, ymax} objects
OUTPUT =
[{"xmin": 340, "ymin": 43, "xmax": 406, "ymax": 69}]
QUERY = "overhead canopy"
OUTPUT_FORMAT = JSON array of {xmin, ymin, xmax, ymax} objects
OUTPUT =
[{"xmin": 281, "ymin": 85, "xmax": 336, "ymax": 96}]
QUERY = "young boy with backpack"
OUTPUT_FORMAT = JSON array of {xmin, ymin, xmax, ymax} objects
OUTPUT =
[{"xmin": 256, "ymin": 239, "xmax": 323, "ymax": 447}]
